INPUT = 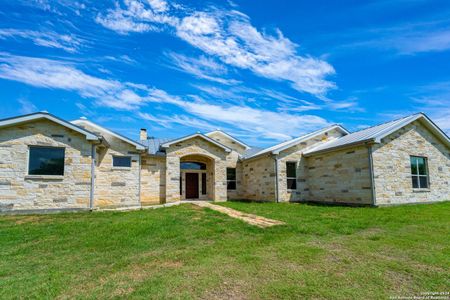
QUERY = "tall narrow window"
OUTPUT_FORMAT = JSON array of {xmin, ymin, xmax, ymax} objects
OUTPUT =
[
  {"xmin": 227, "ymin": 168, "xmax": 236, "ymax": 190},
  {"xmin": 286, "ymin": 162, "xmax": 297, "ymax": 190},
  {"xmin": 202, "ymin": 173, "xmax": 207, "ymax": 195},
  {"xmin": 410, "ymin": 156, "xmax": 429, "ymax": 189},
  {"xmin": 28, "ymin": 146, "xmax": 65, "ymax": 176}
]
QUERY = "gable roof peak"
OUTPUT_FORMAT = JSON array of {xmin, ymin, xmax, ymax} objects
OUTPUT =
[
  {"xmin": 160, "ymin": 132, "xmax": 232, "ymax": 152},
  {"xmin": 205, "ymin": 129, "xmax": 250, "ymax": 149},
  {"xmin": 71, "ymin": 118, "xmax": 146, "ymax": 151},
  {"xmin": 0, "ymin": 111, "xmax": 100, "ymax": 141}
]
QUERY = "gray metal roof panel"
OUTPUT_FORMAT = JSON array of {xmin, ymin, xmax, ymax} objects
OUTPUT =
[
  {"xmin": 303, "ymin": 113, "xmax": 423, "ymax": 155},
  {"xmin": 243, "ymin": 124, "xmax": 348, "ymax": 159}
]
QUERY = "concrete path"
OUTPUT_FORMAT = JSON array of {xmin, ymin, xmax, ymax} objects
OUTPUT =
[{"xmin": 188, "ymin": 201, "xmax": 285, "ymax": 228}]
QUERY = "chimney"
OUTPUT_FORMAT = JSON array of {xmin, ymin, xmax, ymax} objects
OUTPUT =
[{"xmin": 140, "ymin": 128, "xmax": 147, "ymax": 141}]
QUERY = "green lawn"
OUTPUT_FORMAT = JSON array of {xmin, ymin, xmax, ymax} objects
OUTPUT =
[{"xmin": 0, "ymin": 202, "xmax": 449, "ymax": 299}]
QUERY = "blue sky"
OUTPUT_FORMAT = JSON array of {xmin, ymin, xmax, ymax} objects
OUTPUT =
[{"xmin": 1, "ymin": 0, "xmax": 449, "ymax": 146}]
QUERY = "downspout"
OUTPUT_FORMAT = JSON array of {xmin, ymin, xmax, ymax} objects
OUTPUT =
[
  {"xmin": 367, "ymin": 144, "xmax": 376, "ymax": 206},
  {"xmin": 89, "ymin": 144, "xmax": 96, "ymax": 210},
  {"xmin": 273, "ymin": 155, "xmax": 279, "ymax": 203},
  {"xmin": 138, "ymin": 153, "xmax": 142, "ymax": 208}
]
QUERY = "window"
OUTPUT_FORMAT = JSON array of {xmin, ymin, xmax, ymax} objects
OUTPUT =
[
  {"xmin": 113, "ymin": 156, "xmax": 131, "ymax": 167},
  {"xmin": 410, "ymin": 156, "xmax": 429, "ymax": 189},
  {"xmin": 28, "ymin": 146, "xmax": 65, "ymax": 176},
  {"xmin": 227, "ymin": 168, "xmax": 236, "ymax": 190},
  {"xmin": 286, "ymin": 162, "xmax": 297, "ymax": 190},
  {"xmin": 202, "ymin": 173, "xmax": 207, "ymax": 195},
  {"xmin": 180, "ymin": 162, "xmax": 206, "ymax": 170}
]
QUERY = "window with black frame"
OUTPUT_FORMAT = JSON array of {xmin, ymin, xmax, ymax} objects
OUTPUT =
[
  {"xmin": 410, "ymin": 156, "xmax": 429, "ymax": 189},
  {"xmin": 113, "ymin": 156, "xmax": 131, "ymax": 167},
  {"xmin": 286, "ymin": 162, "xmax": 297, "ymax": 190},
  {"xmin": 28, "ymin": 146, "xmax": 65, "ymax": 176},
  {"xmin": 227, "ymin": 168, "xmax": 236, "ymax": 190}
]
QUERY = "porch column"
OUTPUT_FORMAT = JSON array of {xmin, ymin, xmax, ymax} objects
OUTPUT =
[
  {"xmin": 213, "ymin": 159, "xmax": 227, "ymax": 202},
  {"xmin": 165, "ymin": 155, "xmax": 181, "ymax": 203}
]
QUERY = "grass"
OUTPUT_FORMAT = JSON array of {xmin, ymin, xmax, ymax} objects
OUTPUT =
[{"xmin": 0, "ymin": 201, "xmax": 449, "ymax": 299}]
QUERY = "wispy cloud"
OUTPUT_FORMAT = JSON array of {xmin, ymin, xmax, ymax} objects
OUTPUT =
[
  {"xmin": 17, "ymin": 98, "xmax": 37, "ymax": 114},
  {"xmin": 410, "ymin": 81, "xmax": 450, "ymax": 133},
  {"xmin": 0, "ymin": 52, "xmax": 332, "ymax": 141},
  {"xmin": 140, "ymin": 88, "xmax": 330, "ymax": 141},
  {"xmin": 166, "ymin": 52, "xmax": 240, "ymax": 85},
  {"xmin": 0, "ymin": 53, "xmax": 148, "ymax": 110},
  {"xmin": 334, "ymin": 19, "xmax": 450, "ymax": 55},
  {"xmin": 0, "ymin": 29, "xmax": 82, "ymax": 53},
  {"xmin": 95, "ymin": 0, "xmax": 336, "ymax": 97}
]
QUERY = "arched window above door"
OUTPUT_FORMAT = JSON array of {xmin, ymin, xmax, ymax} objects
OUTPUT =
[{"xmin": 180, "ymin": 161, "xmax": 207, "ymax": 170}]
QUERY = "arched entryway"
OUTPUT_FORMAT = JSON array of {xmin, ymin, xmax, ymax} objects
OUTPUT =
[{"xmin": 180, "ymin": 154, "xmax": 215, "ymax": 200}]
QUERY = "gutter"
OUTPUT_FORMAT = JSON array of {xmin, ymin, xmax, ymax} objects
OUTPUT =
[
  {"xmin": 367, "ymin": 144, "xmax": 376, "ymax": 206},
  {"xmin": 89, "ymin": 144, "xmax": 96, "ymax": 210},
  {"xmin": 303, "ymin": 139, "xmax": 377, "ymax": 157},
  {"xmin": 273, "ymin": 155, "xmax": 279, "ymax": 203}
]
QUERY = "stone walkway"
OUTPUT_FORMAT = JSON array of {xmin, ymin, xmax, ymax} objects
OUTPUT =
[{"xmin": 188, "ymin": 201, "xmax": 285, "ymax": 228}]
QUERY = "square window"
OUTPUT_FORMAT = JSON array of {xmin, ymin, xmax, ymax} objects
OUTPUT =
[
  {"xmin": 287, "ymin": 178, "xmax": 297, "ymax": 190},
  {"xmin": 28, "ymin": 146, "xmax": 65, "ymax": 176}
]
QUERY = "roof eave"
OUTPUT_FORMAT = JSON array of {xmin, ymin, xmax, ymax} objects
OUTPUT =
[
  {"xmin": 0, "ymin": 112, "xmax": 100, "ymax": 142},
  {"xmin": 303, "ymin": 138, "xmax": 377, "ymax": 157}
]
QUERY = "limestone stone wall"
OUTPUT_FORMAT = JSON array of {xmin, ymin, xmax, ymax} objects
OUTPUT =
[
  {"xmin": 305, "ymin": 145, "xmax": 373, "ymax": 205},
  {"xmin": 76, "ymin": 121, "xmax": 141, "ymax": 208},
  {"xmin": 241, "ymin": 155, "xmax": 276, "ymax": 201},
  {"xmin": 207, "ymin": 131, "xmax": 247, "ymax": 154},
  {"xmin": 140, "ymin": 155, "xmax": 166, "ymax": 205},
  {"xmin": 0, "ymin": 119, "xmax": 93, "ymax": 211},
  {"xmin": 165, "ymin": 136, "xmax": 229, "ymax": 202},
  {"xmin": 277, "ymin": 128, "xmax": 345, "ymax": 202},
  {"xmin": 225, "ymin": 151, "xmax": 243, "ymax": 200},
  {"xmin": 372, "ymin": 121, "xmax": 450, "ymax": 205},
  {"xmin": 94, "ymin": 135, "xmax": 140, "ymax": 208}
]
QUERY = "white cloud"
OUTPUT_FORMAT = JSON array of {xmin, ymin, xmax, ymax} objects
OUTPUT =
[
  {"xmin": 0, "ymin": 29, "xmax": 82, "ymax": 53},
  {"xmin": 95, "ymin": 1, "xmax": 336, "ymax": 96},
  {"xmin": 166, "ymin": 52, "xmax": 240, "ymax": 85},
  {"xmin": 393, "ymin": 29, "xmax": 450, "ymax": 54},
  {"xmin": 0, "ymin": 53, "xmax": 148, "ymax": 110},
  {"xmin": 95, "ymin": 0, "xmax": 177, "ymax": 34},
  {"xmin": 17, "ymin": 98, "xmax": 37, "ymax": 114},
  {"xmin": 411, "ymin": 81, "xmax": 450, "ymax": 133},
  {"xmin": 140, "ymin": 87, "xmax": 330, "ymax": 140},
  {"xmin": 0, "ymin": 52, "xmax": 332, "ymax": 142}
]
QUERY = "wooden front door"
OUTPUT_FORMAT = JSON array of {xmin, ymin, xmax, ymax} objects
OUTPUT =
[{"xmin": 185, "ymin": 173, "xmax": 199, "ymax": 199}]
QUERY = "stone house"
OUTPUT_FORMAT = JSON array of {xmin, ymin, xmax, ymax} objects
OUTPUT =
[{"xmin": 0, "ymin": 111, "xmax": 449, "ymax": 213}]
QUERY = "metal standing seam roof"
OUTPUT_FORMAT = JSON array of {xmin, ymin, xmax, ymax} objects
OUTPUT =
[
  {"xmin": 303, "ymin": 113, "xmax": 450, "ymax": 156},
  {"xmin": 243, "ymin": 124, "xmax": 349, "ymax": 159}
]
